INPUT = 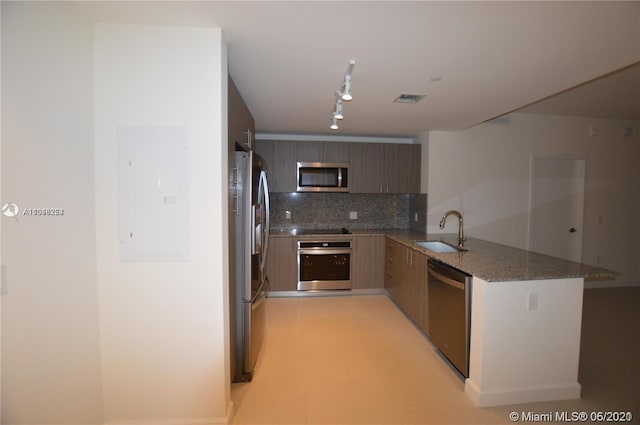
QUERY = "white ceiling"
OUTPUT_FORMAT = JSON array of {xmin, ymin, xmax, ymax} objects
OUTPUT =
[{"xmin": 81, "ymin": 1, "xmax": 640, "ymax": 137}]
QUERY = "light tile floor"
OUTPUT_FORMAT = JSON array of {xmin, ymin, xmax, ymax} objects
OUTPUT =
[{"xmin": 231, "ymin": 288, "xmax": 640, "ymax": 424}]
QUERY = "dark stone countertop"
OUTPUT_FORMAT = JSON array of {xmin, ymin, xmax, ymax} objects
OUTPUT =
[{"xmin": 271, "ymin": 227, "xmax": 618, "ymax": 282}]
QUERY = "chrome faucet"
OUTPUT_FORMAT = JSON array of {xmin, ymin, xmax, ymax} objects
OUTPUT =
[{"xmin": 439, "ymin": 210, "xmax": 466, "ymax": 247}]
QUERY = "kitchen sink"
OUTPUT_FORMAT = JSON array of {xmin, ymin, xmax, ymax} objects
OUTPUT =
[{"xmin": 415, "ymin": 240, "xmax": 465, "ymax": 253}]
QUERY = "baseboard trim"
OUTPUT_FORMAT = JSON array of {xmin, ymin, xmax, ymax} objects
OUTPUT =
[
  {"xmin": 269, "ymin": 288, "xmax": 387, "ymax": 298},
  {"xmin": 225, "ymin": 400, "xmax": 234, "ymax": 424},
  {"xmin": 465, "ymin": 379, "xmax": 581, "ymax": 407},
  {"xmin": 104, "ymin": 420, "xmax": 220, "ymax": 425},
  {"xmin": 104, "ymin": 401, "xmax": 234, "ymax": 425}
]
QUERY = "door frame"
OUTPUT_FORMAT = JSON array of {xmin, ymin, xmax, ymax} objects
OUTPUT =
[{"xmin": 527, "ymin": 154, "xmax": 587, "ymax": 261}]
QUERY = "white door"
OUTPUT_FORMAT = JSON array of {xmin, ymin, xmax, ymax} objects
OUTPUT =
[{"xmin": 529, "ymin": 157, "xmax": 586, "ymax": 262}]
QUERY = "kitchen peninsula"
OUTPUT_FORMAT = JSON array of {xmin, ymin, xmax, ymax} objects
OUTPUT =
[
  {"xmin": 269, "ymin": 229, "xmax": 617, "ymax": 407},
  {"xmin": 389, "ymin": 231, "xmax": 615, "ymax": 407}
]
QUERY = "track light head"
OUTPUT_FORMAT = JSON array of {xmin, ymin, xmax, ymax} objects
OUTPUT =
[
  {"xmin": 329, "ymin": 60, "xmax": 355, "ymax": 130},
  {"xmin": 340, "ymin": 76, "xmax": 352, "ymax": 101},
  {"xmin": 334, "ymin": 99, "xmax": 344, "ymax": 120}
]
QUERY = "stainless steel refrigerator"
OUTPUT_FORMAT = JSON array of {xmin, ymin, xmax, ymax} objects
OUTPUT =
[{"xmin": 232, "ymin": 150, "xmax": 270, "ymax": 382}]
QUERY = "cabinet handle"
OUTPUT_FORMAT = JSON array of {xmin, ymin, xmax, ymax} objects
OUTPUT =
[
  {"xmin": 406, "ymin": 249, "xmax": 413, "ymax": 266},
  {"xmin": 244, "ymin": 129, "xmax": 252, "ymax": 149}
]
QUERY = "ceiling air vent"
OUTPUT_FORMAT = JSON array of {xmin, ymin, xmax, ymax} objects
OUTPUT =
[{"xmin": 393, "ymin": 93, "xmax": 427, "ymax": 104}]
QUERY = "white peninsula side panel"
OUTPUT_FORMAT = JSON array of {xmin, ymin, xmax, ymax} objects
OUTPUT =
[{"xmin": 466, "ymin": 276, "xmax": 584, "ymax": 407}]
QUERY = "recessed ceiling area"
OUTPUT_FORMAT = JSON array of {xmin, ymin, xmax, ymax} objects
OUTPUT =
[
  {"xmin": 79, "ymin": 1, "xmax": 640, "ymax": 137},
  {"xmin": 517, "ymin": 63, "xmax": 640, "ymax": 120}
]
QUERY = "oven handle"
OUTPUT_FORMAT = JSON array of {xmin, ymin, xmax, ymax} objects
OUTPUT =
[
  {"xmin": 298, "ymin": 249, "xmax": 351, "ymax": 255},
  {"xmin": 428, "ymin": 266, "xmax": 465, "ymax": 290}
]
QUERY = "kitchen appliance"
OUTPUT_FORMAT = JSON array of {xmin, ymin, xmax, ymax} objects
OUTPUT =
[
  {"xmin": 427, "ymin": 259, "xmax": 471, "ymax": 377},
  {"xmin": 297, "ymin": 162, "xmax": 349, "ymax": 192},
  {"xmin": 233, "ymin": 150, "xmax": 270, "ymax": 382},
  {"xmin": 297, "ymin": 238, "xmax": 351, "ymax": 291}
]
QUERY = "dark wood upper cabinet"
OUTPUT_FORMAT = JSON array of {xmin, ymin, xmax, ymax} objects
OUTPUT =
[
  {"xmin": 228, "ymin": 77, "xmax": 254, "ymax": 151},
  {"xmin": 384, "ymin": 144, "xmax": 421, "ymax": 194},
  {"xmin": 349, "ymin": 143, "xmax": 385, "ymax": 193},
  {"xmin": 349, "ymin": 142, "xmax": 420, "ymax": 193},
  {"xmin": 255, "ymin": 138, "xmax": 420, "ymax": 193},
  {"xmin": 296, "ymin": 141, "xmax": 349, "ymax": 163},
  {"xmin": 322, "ymin": 142, "xmax": 350, "ymax": 163},
  {"xmin": 255, "ymin": 140, "xmax": 297, "ymax": 192},
  {"xmin": 295, "ymin": 142, "xmax": 323, "ymax": 163}
]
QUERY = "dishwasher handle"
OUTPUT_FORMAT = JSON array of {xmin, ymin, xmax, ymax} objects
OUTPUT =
[{"xmin": 428, "ymin": 263, "xmax": 465, "ymax": 290}]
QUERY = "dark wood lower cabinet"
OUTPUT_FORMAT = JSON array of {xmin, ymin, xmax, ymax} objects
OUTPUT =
[
  {"xmin": 384, "ymin": 237, "xmax": 429, "ymax": 335},
  {"xmin": 265, "ymin": 237, "xmax": 298, "ymax": 291},
  {"xmin": 265, "ymin": 235, "xmax": 427, "ymax": 313},
  {"xmin": 352, "ymin": 235, "xmax": 385, "ymax": 289},
  {"xmin": 384, "ymin": 238, "xmax": 399, "ymax": 301},
  {"xmin": 267, "ymin": 234, "xmax": 389, "ymax": 292}
]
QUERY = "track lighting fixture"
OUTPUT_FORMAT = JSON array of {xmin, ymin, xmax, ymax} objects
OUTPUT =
[
  {"xmin": 341, "ymin": 75, "xmax": 353, "ymax": 101},
  {"xmin": 329, "ymin": 60, "xmax": 355, "ymax": 130},
  {"xmin": 333, "ymin": 99, "xmax": 344, "ymax": 120}
]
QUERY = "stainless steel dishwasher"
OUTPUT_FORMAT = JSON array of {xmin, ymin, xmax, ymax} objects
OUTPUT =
[{"xmin": 427, "ymin": 259, "xmax": 471, "ymax": 378}]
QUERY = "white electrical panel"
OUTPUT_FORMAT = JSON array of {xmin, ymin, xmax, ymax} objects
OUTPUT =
[{"xmin": 117, "ymin": 125, "xmax": 190, "ymax": 261}]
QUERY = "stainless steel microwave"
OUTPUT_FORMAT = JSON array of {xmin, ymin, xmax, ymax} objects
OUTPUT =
[{"xmin": 297, "ymin": 162, "xmax": 349, "ymax": 192}]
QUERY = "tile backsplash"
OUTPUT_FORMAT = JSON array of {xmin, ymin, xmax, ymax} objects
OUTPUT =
[{"xmin": 270, "ymin": 192, "xmax": 427, "ymax": 232}]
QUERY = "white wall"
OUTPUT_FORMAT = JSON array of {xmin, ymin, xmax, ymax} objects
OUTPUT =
[
  {"xmin": 428, "ymin": 113, "xmax": 640, "ymax": 286},
  {"xmin": 1, "ymin": 0, "xmax": 4, "ymax": 417},
  {"xmin": 467, "ymin": 277, "xmax": 584, "ymax": 406},
  {"xmin": 1, "ymin": 2, "xmax": 103, "ymax": 423},
  {"xmin": 94, "ymin": 24, "xmax": 231, "ymax": 423},
  {"xmin": 2, "ymin": 4, "xmax": 232, "ymax": 423}
]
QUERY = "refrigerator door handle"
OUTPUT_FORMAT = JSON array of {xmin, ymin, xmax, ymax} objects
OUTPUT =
[
  {"xmin": 251, "ymin": 204, "xmax": 261, "ymax": 256},
  {"xmin": 258, "ymin": 170, "xmax": 270, "ymax": 272},
  {"xmin": 250, "ymin": 277, "xmax": 269, "ymax": 307},
  {"xmin": 260, "ymin": 171, "xmax": 271, "ymax": 272}
]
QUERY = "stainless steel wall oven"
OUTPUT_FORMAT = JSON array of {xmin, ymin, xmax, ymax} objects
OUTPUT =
[{"xmin": 297, "ymin": 239, "xmax": 352, "ymax": 291}]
